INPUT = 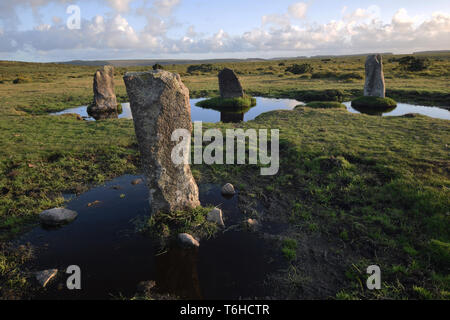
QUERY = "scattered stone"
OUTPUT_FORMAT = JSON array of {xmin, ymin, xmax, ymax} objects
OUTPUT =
[
  {"xmin": 245, "ymin": 218, "xmax": 260, "ymax": 231},
  {"xmin": 39, "ymin": 208, "xmax": 78, "ymax": 226},
  {"xmin": 123, "ymin": 70, "xmax": 200, "ymax": 214},
  {"xmin": 131, "ymin": 178, "xmax": 143, "ymax": 185},
  {"xmin": 221, "ymin": 183, "xmax": 236, "ymax": 196},
  {"xmin": 136, "ymin": 280, "xmax": 156, "ymax": 294},
  {"xmin": 178, "ymin": 233, "xmax": 200, "ymax": 248},
  {"xmin": 88, "ymin": 65, "xmax": 118, "ymax": 117},
  {"xmin": 207, "ymin": 208, "xmax": 225, "ymax": 227},
  {"xmin": 87, "ymin": 200, "xmax": 102, "ymax": 207},
  {"xmin": 35, "ymin": 269, "xmax": 58, "ymax": 287},
  {"xmin": 218, "ymin": 68, "xmax": 245, "ymax": 98},
  {"xmin": 364, "ymin": 54, "xmax": 386, "ymax": 98}
]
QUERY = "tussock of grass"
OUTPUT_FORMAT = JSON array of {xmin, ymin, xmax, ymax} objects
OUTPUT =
[
  {"xmin": 196, "ymin": 95, "xmax": 256, "ymax": 109},
  {"xmin": 302, "ymin": 101, "xmax": 347, "ymax": 109},
  {"xmin": 351, "ymin": 96, "xmax": 398, "ymax": 109}
]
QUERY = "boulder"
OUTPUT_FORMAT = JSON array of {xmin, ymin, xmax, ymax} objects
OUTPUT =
[
  {"xmin": 39, "ymin": 207, "xmax": 78, "ymax": 226},
  {"xmin": 245, "ymin": 218, "xmax": 260, "ymax": 231},
  {"xmin": 221, "ymin": 183, "xmax": 236, "ymax": 196},
  {"xmin": 218, "ymin": 68, "xmax": 244, "ymax": 98},
  {"xmin": 131, "ymin": 178, "xmax": 143, "ymax": 185},
  {"xmin": 207, "ymin": 208, "xmax": 225, "ymax": 227},
  {"xmin": 88, "ymin": 65, "xmax": 118, "ymax": 117},
  {"xmin": 123, "ymin": 70, "xmax": 200, "ymax": 214},
  {"xmin": 35, "ymin": 269, "xmax": 58, "ymax": 287},
  {"xmin": 178, "ymin": 233, "xmax": 200, "ymax": 248},
  {"xmin": 364, "ymin": 55, "xmax": 386, "ymax": 98}
]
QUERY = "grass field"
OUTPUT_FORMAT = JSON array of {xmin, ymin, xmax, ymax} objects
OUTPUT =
[{"xmin": 0, "ymin": 54, "xmax": 449, "ymax": 299}]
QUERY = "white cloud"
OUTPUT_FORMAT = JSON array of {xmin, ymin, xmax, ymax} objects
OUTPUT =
[
  {"xmin": 106, "ymin": 0, "xmax": 134, "ymax": 13},
  {"xmin": 154, "ymin": 0, "xmax": 181, "ymax": 16},
  {"xmin": 288, "ymin": 2, "xmax": 308, "ymax": 19}
]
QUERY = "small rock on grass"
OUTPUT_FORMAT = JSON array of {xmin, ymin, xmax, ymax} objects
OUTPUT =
[
  {"xmin": 39, "ymin": 208, "xmax": 78, "ymax": 226},
  {"xmin": 35, "ymin": 269, "xmax": 58, "ymax": 287},
  {"xmin": 207, "ymin": 208, "xmax": 225, "ymax": 227},
  {"xmin": 221, "ymin": 183, "xmax": 235, "ymax": 196},
  {"xmin": 136, "ymin": 280, "xmax": 156, "ymax": 294},
  {"xmin": 178, "ymin": 233, "xmax": 200, "ymax": 248}
]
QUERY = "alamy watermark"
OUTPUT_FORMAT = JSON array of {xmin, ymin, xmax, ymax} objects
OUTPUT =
[
  {"xmin": 171, "ymin": 122, "xmax": 279, "ymax": 176},
  {"xmin": 66, "ymin": 5, "xmax": 81, "ymax": 30}
]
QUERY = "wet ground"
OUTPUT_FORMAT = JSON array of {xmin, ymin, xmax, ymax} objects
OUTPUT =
[{"xmin": 18, "ymin": 175, "xmax": 283, "ymax": 300}]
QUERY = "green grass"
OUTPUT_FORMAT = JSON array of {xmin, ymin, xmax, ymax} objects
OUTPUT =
[
  {"xmin": 301, "ymin": 101, "xmax": 347, "ymax": 109},
  {"xmin": 0, "ymin": 55, "xmax": 449, "ymax": 299},
  {"xmin": 352, "ymin": 96, "xmax": 398, "ymax": 108},
  {"xmin": 195, "ymin": 95, "xmax": 256, "ymax": 110}
]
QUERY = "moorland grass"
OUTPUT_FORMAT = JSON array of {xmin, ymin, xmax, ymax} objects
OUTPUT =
[
  {"xmin": 301, "ymin": 101, "xmax": 347, "ymax": 109},
  {"xmin": 352, "ymin": 96, "xmax": 398, "ymax": 109},
  {"xmin": 0, "ymin": 55, "xmax": 449, "ymax": 299},
  {"xmin": 195, "ymin": 95, "xmax": 256, "ymax": 109}
]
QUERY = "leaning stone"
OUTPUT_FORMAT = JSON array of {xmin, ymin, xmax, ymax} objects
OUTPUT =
[
  {"xmin": 123, "ymin": 70, "xmax": 200, "ymax": 214},
  {"xmin": 35, "ymin": 269, "xmax": 58, "ymax": 287},
  {"xmin": 218, "ymin": 68, "xmax": 245, "ymax": 98},
  {"xmin": 364, "ymin": 54, "xmax": 386, "ymax": 98},
  {"xmin": 88, "ymin": 65, "xmax": 118, "ymax": 117},
  {"xmin": 39, "ymin": 208, "xmax": 78, "ymax": 226},
  {"xmin": 207, "ymin": 208, "xmax": 225, "ymax": 227},
  {"xmin": 178, "ymin": 233, "xmax": 200, "ymax": 248},
  {"xmin": 221, "ymin": 183, "xmax": 236, "ymax": 196}
]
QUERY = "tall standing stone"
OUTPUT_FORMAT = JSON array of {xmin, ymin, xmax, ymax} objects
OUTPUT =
[
  {"xmin": 123, "ymin": 70, "xmax": 200, "ymax": 214},
  {"xmin": 364, "ymin": 55, "xmax": 386, "ymax": 98},
  {"xmin": 88, "ymin": 65, "xmax": 118, "ymax": 118},
  {"xmin": 218, "ymin": 68, "xmax": 244, "ymax": 98}
]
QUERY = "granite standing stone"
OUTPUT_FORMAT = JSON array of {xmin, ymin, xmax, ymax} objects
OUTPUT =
[
  {"xmin": 218, "ymin": 68, "xmax": 245, "ymax": 98},
  {"xmin": 123, "ymin": 70, "xmax": 200, "ymax": 214},
  {"xmin": 88, "ymin": 65, "xmax": 118, "ymax": 117},
  {"xmin": 364, "ymin": 55, "xmax": 386, "ymax": 98}
]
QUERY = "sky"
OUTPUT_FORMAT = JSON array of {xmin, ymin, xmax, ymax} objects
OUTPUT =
[{"xmin": 0, "ymin": 0, "xmax": 449, "ymax": 62}]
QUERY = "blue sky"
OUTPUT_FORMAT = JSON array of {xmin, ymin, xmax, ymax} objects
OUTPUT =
[{"xmin": 1, "ymin": 0, "xmax": 449, "ymax": 61}]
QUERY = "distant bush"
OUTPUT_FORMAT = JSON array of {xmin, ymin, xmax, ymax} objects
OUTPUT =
[
  {"xmin": 13, "ymin": 76, "xmax": 32, "ymax": 84},
  {"xmin": 311, "ymin": 71, "xmax": 335, "ymax": 79},
  {"xmin": 297, "ymin": 89, "xmax": 344, "ymax": 102},
  {"xmin": 187, "ymin": 64, "xmax": 215, "ymax": 74},
  {"xmin": 278, "ymin": 62, "xmax": 286, "ymax": 66},
  {"xmin": 152, "ymin": 63, "xmax": 164, "ymax": 70},
  {"xmin": 398, "ymin": 56, "xmax": 431, "ymax": 72},
  {"xmin": 286, "ymin": 63, "xmax": 314, "ymax": 75}
]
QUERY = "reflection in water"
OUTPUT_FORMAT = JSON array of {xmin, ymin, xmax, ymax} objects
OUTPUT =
[
  {"xmin": 155, "ymin": 247, "xmax": 202, "ymax": 299},
  {"xmin": 89, "ymin": 111, "xmax": 119, "ymax": 120},
  {"xmin": 350, "ymin": 104, "xmax": 397, "ymax": 116},
  {"xmin": 220, "ymin": 112, "xmax": 244, "ymax": 123}
]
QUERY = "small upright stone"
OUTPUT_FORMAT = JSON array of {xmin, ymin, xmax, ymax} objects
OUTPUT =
[
  {"xmin": 88, "ymin": 65, "xmax": 118, "ymax": 118},
  {"xmin": 221, "ymin": 183, "xmax": 236, "ymax": 196},
  {"xmin": 364, "ymin": 55, "xmax": 386, "ymax": 98},
  {"xmin": 178, "ymin": 233, "xmax": 200, "ymax": 248},
  {"xmin": 123, "ymin": 70, "xmax": 200, "ymax": 214},
  {"xmin": 39, "ymin": 207, "xmax": 78, "ymax": 226},
  {"xmin": 207, "ymin": 208, "xmax": 225, "ymax": 227},
  {"xmin": 218, "ymin": 68, "xmax": 244, "ymax": 98}
]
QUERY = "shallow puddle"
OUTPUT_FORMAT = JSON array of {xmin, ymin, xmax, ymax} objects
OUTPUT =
[{"xmin": 19, "ymin": 175, "xmax": 281, "ymax": 300}]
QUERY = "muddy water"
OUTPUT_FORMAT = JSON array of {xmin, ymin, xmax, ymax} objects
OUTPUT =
[{"xmin": 19, "ymin": 175, "xmax": 281, "ymax": 300}]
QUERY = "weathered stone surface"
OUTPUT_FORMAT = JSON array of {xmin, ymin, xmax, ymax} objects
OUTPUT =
[
  {"xmin": 245, "ymin": 218, "xmax": 260, "ymax": 231},
  {"xmin": 221, "ymin": 183, "xmax": 236, "ymax": 196},
  {"xmin": 207, "ymin": 208, "xmax": 225, "ymax": 227},
  {"xmin": 88, "ymin": 65, "xmax": 118, "ymax": 117},
  {"xmin": 123, "ymin": 70, "xmax": 200, "ymax": 214},
  {"xmin": 178, "ymin": 233, "xmax": 200, "ymax": 248},
  {"xmin": 39, "ymin": 207, "xmax": 78, "ymax": 226},
  {"xmin": 35, "ymin": 269, "xmax": 58, "ymax": 287},
  {"xmin": 136, "ymin": 280, "xmax": 156, "ymax": 294},
  {"xmin": 218, "ymin": 68, "xmax": 244, "ymax": 98},
  {"xmin": 131, "ymin": 178, "xmax": 143, "ymax": 185},
  {"xmin": 364, "ymin": 55, "xmax": 386, "ymax": 98}
]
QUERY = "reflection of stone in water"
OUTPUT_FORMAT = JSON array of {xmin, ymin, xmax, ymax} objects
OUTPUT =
[
  {"xmin": 221, "ymin": 112, "xmax": 244, "ymax": 123},
  {"xmin": 90, "ymin": 111, "xmax": 119, "ymax": 120},
  {"xmin": 352, "ymin": 105, "xmax": 397, "ymax": 116},
  {"xmin": 155, "ymin": 247, "xmax": 202, "ymax": 299}
]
